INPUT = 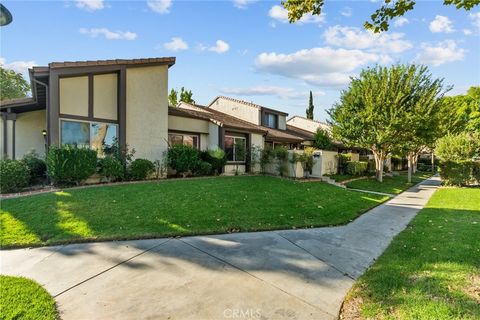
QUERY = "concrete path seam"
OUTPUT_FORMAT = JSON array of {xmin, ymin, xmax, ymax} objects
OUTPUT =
[
  {"xmin": 53, "ymin": 239, "xmax": 172, "ymax": 298},
  {"xmin": 274, "ymin": 232, "xmax": 356, "ymax": 281},
  {"xmin": 177, "ymin": 238, "xmax": 337, "ymax": 318},
  {"xmin": 347, "ymin": 188, "xmax": 396, "ymax": 197}
]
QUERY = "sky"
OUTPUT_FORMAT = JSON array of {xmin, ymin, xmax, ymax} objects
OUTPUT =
[{"xmin": 1, "ymin": 0, "xmax": 479, "ymax": 121}]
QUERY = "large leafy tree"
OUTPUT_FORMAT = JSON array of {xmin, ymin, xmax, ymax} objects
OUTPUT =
[
  {"xmin": 313, "ymin": 128, "xmax": 333, "ymax": 150},
  {"xmin": 0, "ymin": 67, "xmax": 30, "ymax": 101},
  {"xmin": 329, "ymin": 64, "xmax": 446, "ymax": 182},
  {"xmin": 168, "ymin": 87, "xmax": 195, "ymax": 106},
  {"xmin": 282, "ymin": 0, "xmax": 479, "ymax": 32},
  {"xmin": 439, "ymin": 87, "xmax": 480, "ymax": 134},
  {"xmin": 306, "ymin": 91, "xmax": 314, "ymax": 119}
]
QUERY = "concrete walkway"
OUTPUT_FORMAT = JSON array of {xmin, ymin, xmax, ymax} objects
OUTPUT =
[{"xmin": 0, "ymin": 176, "xmax": 441, "ymax": 320}]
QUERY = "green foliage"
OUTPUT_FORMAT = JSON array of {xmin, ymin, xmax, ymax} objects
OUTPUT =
[
  {"xmin": 168, "ymin": 88, "xmax": 178, "ymax": 106},
  {"xmin": 196, "ymin": 161, "xmax": 213, "ymax": 176},
  {"xmin": 313, "ymin": 128, "xmax": 333, "ymax": 150},
  {"xmin": 98, "ymin": 156, "xmax": 124, "ymax": 182},
  {"xmin": 306, "ymin": 90, "xmax": 314, "ymax": 119},
  {"xmin": 0, "ymin": 159, "xmax": 29, "ymax": 193},
  {"xmin": 337, "ymin": 153, "xmax": 352, "ymax": 174},
  {"xmin": 260, "ymin": 149, "xmax": 273, "ymax": 174},
  {"xmin": 282, "ymin": 0, "xmax": 479, "ymax": 33},
  {"xmin": 298, "ymin": 147, "xmax": 315, "ymax": 174},
  {"xmin": 439, "ymin": 160, "xmax": 478, "ymax": 186},
  {"xmin": 439, "ymin": 86, "xmax": 480, "ymax": 134},
  {"xmin": 167, "ymin": 144, "xmax": 200, "ymax": 176},
  {"xmin": 169, "ymin": 87, "xmax": 195, "ymax": 106},
  {"xmin": 273, "ymin": 145, "xmax": 289, "ymax": 176},
  {"xmin": 346, "ymin": 161, "xmax": 368, "ymax": 176},
  {"xmin": 200, "ymin": 148, "xmax": 227, "ymax": 175},
  {"xmin": 0, "ymin": 276, "xmax": 58, "ymax": 320},
  {"xmin": 128, "ymin": 159, "xmax": 155, "ymax": 180},
  {"xmin": 46, "ymin": 146, "xmax": 97, "ymax": 186},
  {"xmin": 0, "ymin": 67, "xmax": 30, "ymax": 101},
  {"xmin": 22, "ymin": 151, "xmax": 46, "ymax": 183},
  {"xmin": 436, "ymin": 133, "xmax": 479, "ymax": 161}
]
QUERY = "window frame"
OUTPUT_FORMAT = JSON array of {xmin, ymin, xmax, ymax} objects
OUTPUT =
[
  {"xmin": 168, "ymin": 132, "xmax": 200, "ymax": 149},
  {"xmin": 263, "ymin": 112, "xmax": 278, "ymax": 129},
  {"xmin": 225, "ymin": 135, "xmax": 247, "ymax": 163}
]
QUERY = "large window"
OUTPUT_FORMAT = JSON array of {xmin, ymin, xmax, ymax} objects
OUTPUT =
[
  {"xmin": 61, "ymin": 120, "xmax": 118, "ymax": 156},
  {"xmin": 225, "ymin": 136, "xmax": 246, "ymax": 162},
  {"xmin": 263, "ymin": 112, "xmax": 278, "ymax": 129},
  {"xmin": 168, "ymin": 133, "xmax": 199, "ymax": 149}
]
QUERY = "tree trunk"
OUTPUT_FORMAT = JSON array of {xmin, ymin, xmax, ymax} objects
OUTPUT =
[
  {"xmin": 407, "ymin": 153, "xmax": 413, "ymax": 183},
  {"xmin": 373, "ymin": 150, "xmax": 385, "ymax": 182},
  {"xmin": 431, "ymin": 152, "xmax": 435, "ymax": 173},
  {"xmin": 412, "ymin": 153, "xmax": 419, "ymax": 174}
]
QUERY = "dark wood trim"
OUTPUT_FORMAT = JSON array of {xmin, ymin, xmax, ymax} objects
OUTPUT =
[
  {"xmin": 59, "ymin": 114, "xmax": 119, "ymax": 124},
  {"xmin": 1, "ymin": 113, "xmax": 7, "ymax": 157},
  {"xmin": 88, "ymin": 74, "xmax": 94, "ymax": 118},
  {"xmin": 11, "ymin": 119, "xmax": 15, "ymax": 160},
  {"xmin": 49, "ymin": 71, "xmax": 60, "ymax": 146},
  {"xmin": 246, "ymin": 133, "xmax": 251, "ymax": 173},
  {"xmin": 118, "ymin": 66, "xmax": 126, "ymax": 154},
  {"xmin": 218, "ymin": 127, "xmax": 225, "ymax": 150},
  {"xmin": 54, "ymin": 65, "xmax": 123, "ymax": 76}
]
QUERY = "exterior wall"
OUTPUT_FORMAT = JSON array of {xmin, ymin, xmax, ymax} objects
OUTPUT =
[
  {"xmin": 208, "ymin": 123, "xmax": 219, "ymax": 149},
  {"xmin": 0, "ymin": 119, "xmax": 4, "ymax": 159},
  {"xmin": 350, "ymin": 153, "xmax": 360, "ymax": 162},
  {"xmin": 224, "ymin": 164, "xmax": 246, "ymax": 175},
  {"xmin": 200, "ymin": 133, "xmax": 209, "ymax": 150},
  {"xmin": 59, "ymin": 76, "xmax": 88, "ymax": 116},
  {"xmin": 250, "ymin": 133, "xmax": 264, "ymax": 173},
  {"xmin": 287, "ymin": 150, "xmax": 304, "ymax": 178},
  {"xmin": 93, "ymin": 73, "xmax": 118, "ymax": 120},
  {"xmin": 168, "ymin": 115, "xmax": 209, "ymax": 133},
  {"xmin": 15, "ymin": 110, "xmax": 47, "ymax": 158},
  {"xmin": 311, "ymin": 150, "xmax": 338, "ymax": 176},
  {"xmin": 126, "ymin": 65, "xmax": 168, "ymax": 162},
  {"xmin": 210, "ymin": 97, "xmax": 260, "ymax": 125},
  {"xmin": 287, "ymin": 116, "xmax": 330, "ymax": 133}
]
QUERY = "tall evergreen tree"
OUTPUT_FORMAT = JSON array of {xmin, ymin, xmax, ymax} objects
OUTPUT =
[{"xmin": 306, "ymin": 91, "xmax": 314, "ymax": 119}]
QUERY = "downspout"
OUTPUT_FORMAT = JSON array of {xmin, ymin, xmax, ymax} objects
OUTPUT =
[{"xmin": 33, "ymin": 79, "xmax": 49, "ymax": 151}]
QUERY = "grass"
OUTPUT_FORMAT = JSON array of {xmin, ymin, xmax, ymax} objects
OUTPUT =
[
  {"xmin": 325, "ymin": 174, "xmax": 363, "ymax": 182},
  {"xmin": 341, "ymin": 187, "xmax": 480, "ymax": 320},
  {"xmin": 346, "ymin": 171, "xmax": 432, "ymax": 194},
  {"xmin": 0, "ymin": 275, "xmax": 58, "ymax": 320},
  {"xmin": 0, "ymin": 176, "xmax": 388, "ymax": 249}
]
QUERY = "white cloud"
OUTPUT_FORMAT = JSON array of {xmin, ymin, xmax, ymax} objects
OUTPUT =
[
  {"xmin": 79, "ymin": 28, "xmax": 137, "ymax": 40},
  {"xmin": 268, "ymin": 5, "xmax": 326, "ymax": 25},
  {"xmin": 208, "ymin": 40, "xmax": 230, "ymax": 54},
  {"xmin": 163, "ymin": 37, "xmax": 188, "ymax": 51},
  {"xmin": 340, "ymin": 7, "xmax": 352, "ymax": 17},
  {"xmin": 0, "ymin": 58, "xmax": 36, "ymax": 79},
  {"xmin": 415, "ymin": 40, "xmax": 465, "ymax": 66},
  {"xmin": 394, "ymin": 17, "xmax": 409, "ymax": 27},
  {"xmin": 75, "ymin": 0, "xmax": 104, "ymax": 11},
  {"xmin": 255, "ymin": 47, "xmax": 388, "ymax": 87},
  {"xmin": 233, "ymin": 0, "xmax": 257, "ymax": 9},
  {"xmin": 323, "ymin": 25, "xmax": 412, "ymax": 54},
  {"xmin": 429, "ymin": 15, "xmax": 454, "ymax": 33},
  {"xmin": 220, "ymin": 86, "xmax": 325, "ymax": 100},
  {"xmin": 463, "ymin": 29, "xmax": 473, "ymax": 35},
  {"xmin": 147, "ymin": 0, "xmax": 172, "ymax": 14},
  {"xmin": 469, "ymin": 12, "xmax": 480, "ymax": 32}
]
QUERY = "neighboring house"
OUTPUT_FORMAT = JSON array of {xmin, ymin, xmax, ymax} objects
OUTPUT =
[
  {"xmin": 1, "ymin": 57, "xmax": 175, "ymax": 161},
  {"xmin": 286, "ymin": 115, "xmax": 331, "ymax": 134},
  {"xmin": 208, "ymin": 96, "xmax": 305, "ymax": 149}
]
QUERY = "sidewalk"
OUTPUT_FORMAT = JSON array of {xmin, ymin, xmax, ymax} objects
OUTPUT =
[{"xmin": 0, "ymin": 176, "xmax": 441, "ymax": 320}]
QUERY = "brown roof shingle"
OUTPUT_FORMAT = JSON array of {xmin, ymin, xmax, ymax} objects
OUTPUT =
[{"xmin": 48, "ymin": 57, "xmax": 176, "ymax": 69}]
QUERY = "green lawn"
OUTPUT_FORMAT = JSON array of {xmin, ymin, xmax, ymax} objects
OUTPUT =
[
  {"xmin": 346, "ymin": 171, "xmax": 432, "ymax": 194},
  {"xmin": 341, "ymin": 188, "xmax": 480, "ymax": 320},
  {"xmin": 325, "ymin": 174, "xmax": 364, "ymax": 182},
  {"xmin": 0, "ymin": 276, "xmax": 58, "ymax": 320},
  {"xmin": 0, "ymin": 176, "xmax": 388, "ymax": 249}
]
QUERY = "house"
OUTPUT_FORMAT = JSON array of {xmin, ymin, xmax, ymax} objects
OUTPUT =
[{"xmin": 1, "ymin": 57, "xmax": 175, "ymax": 163}]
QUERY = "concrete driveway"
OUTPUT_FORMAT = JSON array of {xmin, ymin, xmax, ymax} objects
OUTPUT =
[{"xmin": 1, "ymin": 176, "xmax": 440, "ymax": 320}]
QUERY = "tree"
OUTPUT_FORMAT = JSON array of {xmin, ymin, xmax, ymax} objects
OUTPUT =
[
  {"xmin": 439, "ymin": 86, "xmax": 480, "ymax": 135},
  {"xmin": 0, "ymin": 67, "xmax": 30, "ymax": 101},
  {"xmin": 282, "ymin": 0, "xmax": 479, "ymax": 32},
  {"xmin": 329, "ymin": 64, "xmax": 446, "ymax": 182},
  {"xmin": 168, "ymin": 87, "xmax": 195, "ymax": 106},
  {"xmin": 306, "ymin": 91, "xmax": 314, "ymax": 119},
  {"xmin": 168, "ymin": 88, "xmax": 178, "ymax": 106},
  {"xmin": 313, "ymin": 128, "xmax": 332, "ymax": 150}
]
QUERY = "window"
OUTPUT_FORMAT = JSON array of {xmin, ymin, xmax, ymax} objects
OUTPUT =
[
  {"xmin": 168, "ymin": 133, "xmax": 199, "ymax": 149},
  {"xmin": 61, "ymin": 120, "xmax": 118, "ymax": 156},
  {"xmin": 225, "ymin": 136, "xmax": 246, "ymax": 162},
  {"xmin": 263, "ymin": 112, "xmax": 278, "ymax": 129}
]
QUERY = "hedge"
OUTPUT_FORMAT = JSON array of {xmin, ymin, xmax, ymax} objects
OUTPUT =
[
  {"xmin": 346, "ymin": 161, "xmax": 368, "ymax": 176},
  {"xmin": 46, "ymin": 146, "xmax": 97, "ymax": 186},
  {"xmin": 439, "ymin": 160, "xmax": 480, "ymax": 186},
  {"xmin": 0, "ymin": 159, "xmax": 30, "ymax": 193}
]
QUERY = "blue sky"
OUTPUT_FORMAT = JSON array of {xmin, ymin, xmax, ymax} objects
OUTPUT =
[{"xmin": 1, "ymin": 0, "xmax": 479, "ymax": 121}]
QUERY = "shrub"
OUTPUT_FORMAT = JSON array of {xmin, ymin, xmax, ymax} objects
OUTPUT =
[
  {"xmin": 260, "ymin": 149, "xmax": 273, "ymax": 174},
  {"xmin": 200, "ymin": 148, "xmax": 226, "ymax": 175},
  {"xmin": 346, "ymin": 161, "xmax": 368, "ymax": 176},
  {"xmin": 98, "ymin": 156, "xmax": 124, "ymax": 182},
  {"xmin": 337, "ymin": 153, "xmax": 352, "ymax": 174},
  {"xmin": 436, "ymin": 133, "xmax": 479, "ymax": 161},
  {"xmin": 313, "ymin": 128, "xmax": 333, "ymax": 150},
  {"xmin": 417, "ymin": 163, "xmax": 432, "ymax": 172},
  {"xmin": 22, "ymin": 151, "xmax": 46, "ymax": 183},
  {"xmin": 472, "ymin": 162, "xmax": 480, "ymax": 183},
  {"xmin": 439, "ymin": 160, "xmax": 474, "ymax": 186},
  {"xmin": 46, "ymin": 146, "xmax": 97, "ymax": 186},
  {"xmin": 0, "ymin": 159, "xmax": 30, "ymax": 193},
  {"xmin": 128, "ymin": 158, "xmax": 155, "ymax": 180},
  {"xmin": 273, "ymin": 146, "xmax": 289, "ymax": 176},
  {"xmin": 167, "ymin": 144, "xmax": 200, "ymax": 177},
  {"xmin": 196, "ymin": 161, "xmax": 213, "ymax": 176}
]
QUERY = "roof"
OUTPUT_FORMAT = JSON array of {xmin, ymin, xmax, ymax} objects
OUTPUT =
[
  {"xmin": 47, "ymin": 57, "xmax": 176, "ymax": 69},
  {"xmin": 286, "ymin": 115, "xmax": 330, "ymax": 128},
  {"xmin": 286, "ymin": 125, "xmax": 315, "ymax": 140},
  {"xmin": 209, "ymin": 96, "xmax": 289, "ymax": 116},
  {"xmin": 0, "ymin": 97, "xmax": 36, "ymax": 108}
]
